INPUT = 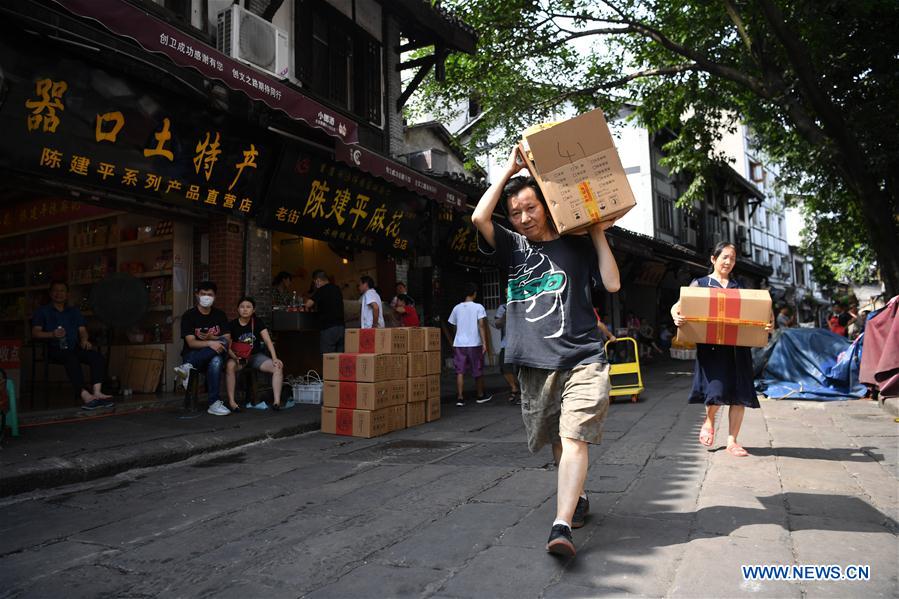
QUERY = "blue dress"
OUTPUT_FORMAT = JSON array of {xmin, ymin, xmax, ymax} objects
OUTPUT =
[{"xmin": 688, "ymin": 276, "xmax": 760, "ymax": 408}]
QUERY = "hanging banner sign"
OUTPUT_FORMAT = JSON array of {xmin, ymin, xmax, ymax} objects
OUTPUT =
[
  {"xmin": 259, "ymin": 145, "xmax": 428, "ymax": 254},
  {"xmin": 0, "ymin": 28, "xmax": 273, "ymax": 217},
  {"xmin": 435, "ymin": 206, "xmax": 495, "ymax": 267},
  {"xmin": 52, "ymin": 0, "xmax": 357, "ymax": 143}
]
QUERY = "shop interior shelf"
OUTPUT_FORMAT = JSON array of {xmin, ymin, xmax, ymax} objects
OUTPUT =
[
  {"xmin": 0, "ymin": 284, "xmax": 51, "ymax": 294},
  {"xmin": 0, "ymin": 252, "xmax": 69, "ymax": 266},
  {"xmin": 117, "ymin": 235, "xmax": 173, "ymax": 248},
  {"xmin": 132, "ymin": 269, "xmax": 173, "ymax": 278}
]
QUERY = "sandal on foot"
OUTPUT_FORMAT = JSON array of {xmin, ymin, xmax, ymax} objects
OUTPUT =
[
  {"xmin": 726, "ymin": 444, "xmax": 749, "ymax": 457},
  {"xmin": 699, "ymin": 425, "xmax": 714, "ymax": 447}
]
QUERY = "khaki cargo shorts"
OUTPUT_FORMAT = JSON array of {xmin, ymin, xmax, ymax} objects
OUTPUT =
[{"xmin": 517, "ymin": 362, "xmax": 611, "ymax": 453}]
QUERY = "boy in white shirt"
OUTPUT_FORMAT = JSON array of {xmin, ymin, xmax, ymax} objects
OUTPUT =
[
  {"xmin": 448, "ymin": 283, "xmax": 492, "ymax": 406},
  {"xmin": 358, "ymin": 276, "xmax": 384, "ymax": 328}
]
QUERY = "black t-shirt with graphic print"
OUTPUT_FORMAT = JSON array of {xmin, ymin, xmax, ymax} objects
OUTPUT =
[
  {"xmin": 180, "ymin": 307, "xmax": 229, "ymax": 357},
  {"xmin": 228, "ymin": 316, "xmax": 269, "ymax": 356},
  {"xmin": 480, "ymin": 223, "xmax": 606, "ymax": 369}
]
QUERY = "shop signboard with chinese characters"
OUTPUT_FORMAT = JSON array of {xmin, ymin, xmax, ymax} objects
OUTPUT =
[
  {"xmin": 436, "ymin": 206, "xmax": 494, "ymax": 267},
  {"xmin": 0, "ymin": 30, "xmax": 273, "ymax": 217},
  {"xmin": 259, "ymin": 145, "xmax": 428, "ymax": 254}
]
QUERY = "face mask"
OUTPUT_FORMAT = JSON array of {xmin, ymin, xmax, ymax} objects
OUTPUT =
[{"xmin": 198, "ymin": 296, "xmax": 214, "ymax": 308}]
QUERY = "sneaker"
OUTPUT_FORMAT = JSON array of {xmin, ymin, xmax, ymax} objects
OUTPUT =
[
  {"xmin": 572, "ymin": 495, "xmax": 590, "ymax": 529},
  {"xmin": 546, "ymin": 524, "xmax": 576, "ymax": 557},
  {"xmin": 456, "ymin": 398, "xmax": 465, "ymax": 407},
  {"xmin": 476, "ymin": 394, "xmax": 493, "ymax": 404},
  {"xmin": 246, "ymin": 401, "xmax": 269, "ymax": 411},
  {"xmin": 207, "ymin": 400, "xmax": 231, "ymax": 416},
  {"xmin": 173, "ymin": 363, "xmax": 194, "ymax": 390},
  {"xmin": 81, "ymin": 398, "xmax": 113, "ymax": 411}
]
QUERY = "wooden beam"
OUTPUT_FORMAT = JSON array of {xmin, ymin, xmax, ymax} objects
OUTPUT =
[
  {"xmin": 396, "ymin": 61, "xmax": 434, "ymax": 112},
  {"xmin": 397, "ymin": 54, "xmax": 435, "ymax": 72},
  {"xmin": 396, "ymin": 40, "xmax": 433, "ymax": 54}
]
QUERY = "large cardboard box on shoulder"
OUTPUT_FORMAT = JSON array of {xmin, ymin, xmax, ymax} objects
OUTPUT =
[
  {"xmin": 519, "ymin": 108, "xmax": 636, "ymax": 235},
  {"xmin": 322, "ymin": 380, "xmax": 406, "ymax": 411},
  {"xmin": 675, "ymin": 287, "xmax": 772, "ymax": 348},
  {"xmin": 345, "ymin": 328, "xmax": 408, "ymax": 354}
]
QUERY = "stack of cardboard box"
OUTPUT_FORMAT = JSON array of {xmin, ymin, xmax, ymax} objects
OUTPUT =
[
  {"xmin": 320, "ymin": 329, "xmax": 408, "ymax": 438},
  {"xmin": 320, "ymin": 327, "xmax": 443, "ymax": 438}
]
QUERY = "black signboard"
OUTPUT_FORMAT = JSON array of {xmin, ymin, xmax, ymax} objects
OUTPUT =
[
  {"xmin": 436, "ymin": 206, "xmax": 495, "ymax": 268},
  {"xmin": 259, "ymin": 144, "xmax": 428, "ymax": 254},
  {"xmin": 0, "ymin": 27, "xmax": 273, "ymax": 216}
]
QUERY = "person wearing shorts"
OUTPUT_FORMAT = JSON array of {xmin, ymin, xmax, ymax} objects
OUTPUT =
[
  {"xmin": 472, "ymin": 146, "xmax": 621, "ymax": 559},
  {"xmin": 494, "ymin": 301, "xmax": 521, "ymax": 404},
  {"xmin": 448, "ymin": 283, "xmax": 492, "ymax": 407}
]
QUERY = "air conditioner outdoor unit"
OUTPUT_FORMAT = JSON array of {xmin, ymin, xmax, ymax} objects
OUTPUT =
[{"xmin": 217, "ymin": 5, "xmax": 289, "ymax": 80}]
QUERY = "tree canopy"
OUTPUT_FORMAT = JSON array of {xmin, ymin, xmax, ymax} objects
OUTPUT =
[{"xmin": 413, "ymin": 0, "xmax": 899, "ymax": 295}]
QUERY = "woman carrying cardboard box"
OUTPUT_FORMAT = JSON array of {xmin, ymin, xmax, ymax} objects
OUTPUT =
[{"xmin": 670, "ymin": 242, "xmax": 773, "ymax": 457}]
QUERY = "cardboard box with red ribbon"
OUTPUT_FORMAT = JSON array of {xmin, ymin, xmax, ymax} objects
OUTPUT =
[
  {"xmin": 322, "ymin": 380, "xmax": 406, "ymax": 411},
  {"xmin": 344, "ymin": 328, "xmax": 408, "ymax": 354},
  {"xmin": 675, "ymin": 287, "xmax": 772, "ymax": 347},
  {"xmin": 322, "ymin": 353, "xmax": 408, "ymax": 382},
  {"xmin": 321, "ymin": 404, "xmax": 407, "ymax": 438}
]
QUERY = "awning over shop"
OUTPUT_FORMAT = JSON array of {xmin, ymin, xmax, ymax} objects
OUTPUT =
[
  {"xmin": 52, "ymin": 0, "xmax": 358, "ymax": 144},
  {"xmin": 335, "ymin": 142, "xmax": 465, "ymax": 209}
]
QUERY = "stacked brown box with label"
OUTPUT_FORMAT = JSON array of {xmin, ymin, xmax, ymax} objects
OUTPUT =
[
  {"xmin": 424, "ymin": 327, "xmax": 442, "ymax": 422},
  {"xmin": 399, "ymin": 327, "xmax": 428, "ymax": 427},
  {"xmin": 320, "ymin": 329, "xmax": 409, "ymax": 438}
]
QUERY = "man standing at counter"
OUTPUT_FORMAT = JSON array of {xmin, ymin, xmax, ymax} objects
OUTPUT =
[
  {"xmin": 304, "ymin": 270, "xmax": 345, "ymax": 353},
  {"xmin": 358, "ymin": 276, "xmax": 384, "ymax": 329}
]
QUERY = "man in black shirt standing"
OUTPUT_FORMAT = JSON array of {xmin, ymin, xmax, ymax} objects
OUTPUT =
[
  {"xmin": 473, "ymin": 147, "xmax": 620, "ymax": 559},
  {"xmin": 305, "ymin": 270, "xmax": 345, "ymax": 353}
]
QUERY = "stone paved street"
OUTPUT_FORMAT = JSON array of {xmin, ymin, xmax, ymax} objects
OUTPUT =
[{"xmin": 2, "ymin": 363, "xmax": 897, "ymax": 598}]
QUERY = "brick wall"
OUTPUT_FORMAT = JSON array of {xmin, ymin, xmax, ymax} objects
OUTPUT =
[
  {"xmin": 208, "ymin": 215, "xmax": 245, "ymax": 319},
  {"xmin": 245, "ymin": 222, "xmax": 273, "ymax": 320},
  {"xmin": 385, "ymin": 15, "xmax": 405, "ymax": 157}
]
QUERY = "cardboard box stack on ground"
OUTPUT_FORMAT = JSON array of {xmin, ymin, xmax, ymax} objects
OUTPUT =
[
  {"xmin": 320, "ymin": 327, "xmax": 443, "ymax": 437},
  {"xmin": 320, "ymin": 330, "xmax": 410, "ymax": 438},
  {"xmin": 675, "ymin": 287, "xmax": 773, "ymax": 348},
  {"xmin": 518, "ymin": 108, "xmax": 637, "ymax": 235},
  {"xmin": 401, "ymin": 327, "xmax": 441, "ymax": 426}
]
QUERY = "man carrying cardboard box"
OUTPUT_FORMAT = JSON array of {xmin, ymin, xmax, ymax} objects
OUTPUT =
[{"xmin": 472, "ymin": 146, "xmax": 620, "ymax": 559}]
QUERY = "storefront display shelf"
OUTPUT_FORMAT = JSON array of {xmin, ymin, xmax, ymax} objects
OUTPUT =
[
  {"xmin": 132, "ymin": 269, "xmax": 173, "ymax": 278},
  {"xmin": 0, "ymin": 252, "xmax": 69, "ymax": 267},
  {"xmin": 0, "ymin": 284, "xmax": 51, "ymax": 294},
  {"xmin": 117, "ymin": 235, "xmax": 173, "ymax": 248}
]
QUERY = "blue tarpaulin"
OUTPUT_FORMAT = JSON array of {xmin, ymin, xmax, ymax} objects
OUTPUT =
[{"xmin": 755, "ymin": 328, "xmax": 866, "ymax": 401}]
